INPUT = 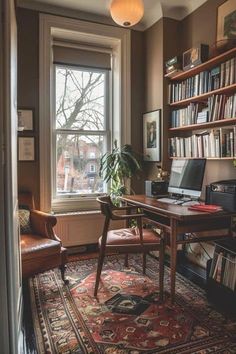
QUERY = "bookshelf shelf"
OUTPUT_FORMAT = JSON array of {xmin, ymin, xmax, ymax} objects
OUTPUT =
[
  {"xmin": 166, "ymin": 47, "xmax": 236, "ymax": 82},
  {"xmin": 170, "ymin": 83, "xmax": 236, "ymax": 107},
  {"xmin": 167, "ymin": 47, "xmax": 236, "ymax": 160},
  {"xmin": 169, "ymin": 118, "xmax": 236, "ymax": 132},
  {"xmin": 170, "ymin": 156, "xmax": 235, "ymax": 160}
]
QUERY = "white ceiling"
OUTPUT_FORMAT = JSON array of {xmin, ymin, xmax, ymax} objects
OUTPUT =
[{"xmin": 18, "ymin": 0, "xmax": 208, "ymax": 30}]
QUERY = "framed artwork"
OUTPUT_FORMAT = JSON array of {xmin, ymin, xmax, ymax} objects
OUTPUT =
[
  {"xmin": 18, "ymin": 137, "xmax": 35, "ymax": 161},
  {"xmin": 17, "ymin": 109, "xmax": 34, "ymax": 131},
  {"xmin": 143, "ymin": 109, "xmax": 161, "ymax": 162},
  {"xmin": 216, "ymin": 0, "xmax": 236, "ymax": 42}
]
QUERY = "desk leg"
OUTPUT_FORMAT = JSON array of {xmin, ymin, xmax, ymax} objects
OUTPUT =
[{"xmin": 170, "ymin": 219, "xmax": 177, "ymax": 304}]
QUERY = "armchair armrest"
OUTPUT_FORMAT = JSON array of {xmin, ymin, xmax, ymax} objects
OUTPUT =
[{"xmin": 30, "ymin": 210, "xmax": 60, "ymax": 241}]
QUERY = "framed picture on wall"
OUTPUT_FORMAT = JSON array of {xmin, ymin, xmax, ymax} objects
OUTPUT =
[
  {"xmin": 18, "ymin": 137, "xmax": 35, "ymax": 161},
  {"xmin": 17, "ymin": 108, "xmax": 34, "ymax": 131},
  {"xmin": 216, "ymin": 0, "xmax": 236, "ymax": 42},
  {"xmin": 143, "ymin": 109, "xmax": 161, "ymax": 162}
]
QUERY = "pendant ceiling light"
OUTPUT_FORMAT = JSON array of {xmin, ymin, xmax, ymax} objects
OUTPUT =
[{"xmin": 110, "ymin": 0, "xmax": 144, "ymax": 27}]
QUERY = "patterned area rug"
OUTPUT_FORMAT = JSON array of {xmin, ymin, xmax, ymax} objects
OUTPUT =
[{"xmin": 29, "ymin": 255, "xmax": 236, "ymax": 353}]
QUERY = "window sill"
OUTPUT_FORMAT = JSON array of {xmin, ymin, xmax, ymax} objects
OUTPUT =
[
  {"xmin": 51, "ymin": 195, "xmax": 102, "ymax": 214},
  {"xmin": 54, "ymin": 210, "xmax": 101, "ymax": 216}
]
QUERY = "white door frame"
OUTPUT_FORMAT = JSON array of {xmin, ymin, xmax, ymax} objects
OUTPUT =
[{"xmin": 0, "ymin": 0, "xmax": 22, "ymax": 352}]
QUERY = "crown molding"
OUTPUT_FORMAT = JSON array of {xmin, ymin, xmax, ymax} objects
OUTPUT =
[{"xmin": 17, "ymin": 0, "xmax": 209, "ymax": 31}]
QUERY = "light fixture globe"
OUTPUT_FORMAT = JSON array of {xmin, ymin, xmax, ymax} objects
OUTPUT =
[{"xmin": 110, "ymin": 0, "xmax": 144, "ymax": 27}]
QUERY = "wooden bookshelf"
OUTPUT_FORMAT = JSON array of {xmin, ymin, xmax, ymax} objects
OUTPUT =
[
  {"xmin": 169, "ymin": 118, "xmax": 236, "ymax": 132},
  {"xmin": 167, "ymin": 47, "xmax": 236, "ymax": 160}
]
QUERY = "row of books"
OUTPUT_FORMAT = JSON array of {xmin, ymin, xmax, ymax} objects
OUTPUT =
[
  {"xmin": 171, "ymin": 93, "xmax": 236, "ymax": 128},
  {"xmin": 171, "ymin": 103, "xmax": 205, "ymax": 127},
  {"xmin": 169, "ymin": 127, "xmax": 236, "ymax": 158},
  {"xmin": 168, "ymin": 56, "xmax": 236, "ymax": 103},
  {"xmin": 210, "ymin": 251, "xmax": 236, "ymax": 291}
]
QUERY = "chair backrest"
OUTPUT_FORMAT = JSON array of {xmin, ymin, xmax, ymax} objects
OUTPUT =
[
  {"xmin": 97, "ymin": 196, "xmax": 114, "ymax": 219},
  {"xmin": 18, "ymin": 191, "xmax": 35, "ymax": 210}
]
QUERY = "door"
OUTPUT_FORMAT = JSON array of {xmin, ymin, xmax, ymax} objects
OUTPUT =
[{"xmin": 0, "ymin": 0, "xmax": 22, "ymax": 353}]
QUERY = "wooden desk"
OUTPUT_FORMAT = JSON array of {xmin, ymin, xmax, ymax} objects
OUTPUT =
[{"xmin": 121, "ymin": 195, "xmax": 233, "ymax": 303}]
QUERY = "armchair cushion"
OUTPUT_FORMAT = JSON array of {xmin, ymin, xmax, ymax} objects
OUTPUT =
[
  {"xmin": 21, "ymin": 234, "xmax": 61, "ymax": 261},
  {"xmin": 19, "ymin": 209, "xmax": 32, "ymax": 234}
]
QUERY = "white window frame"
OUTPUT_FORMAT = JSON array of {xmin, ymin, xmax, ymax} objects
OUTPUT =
[
  {"xmin": 90, "ymin": 164, "xmax": 96, "ymax": 173},
  {"xmin": 39, "ymin": 14, "xmax": 131, "ymax": 212},
  {"xmin": 52, "ymin": 64, "xmax": 110, "ymax": 211}
]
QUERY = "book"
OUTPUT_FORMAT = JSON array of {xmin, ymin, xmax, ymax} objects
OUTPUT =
[
  {"xmin": 210, "ymin": 66, "xmax": 219, "ymax": 90},
  {"xmin": 212, "ymin": 252, "xmax": 223, "ymax": 282},
  {"xmin": 188, "ymin": 204, "xmax": 223, "ymax": 212}
]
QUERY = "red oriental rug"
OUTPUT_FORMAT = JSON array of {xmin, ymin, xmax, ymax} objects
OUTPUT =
[{"xmin": 29, "ymin": 255, "xmax": 236, "ymax": 353}]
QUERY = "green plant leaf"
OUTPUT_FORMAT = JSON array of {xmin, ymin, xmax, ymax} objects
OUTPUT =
[{"xmin": 99, "ymin": 141, "xmax": 142, "ymax": 200}]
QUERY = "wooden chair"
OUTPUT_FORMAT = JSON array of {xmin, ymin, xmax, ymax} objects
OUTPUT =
[
  {"xmin": 19, "ymin": 192, "xmax": 68, "ymax": 283},
  {"xmin": 94, "ymin": 196, "xmax": 164, "ymax": 299}
]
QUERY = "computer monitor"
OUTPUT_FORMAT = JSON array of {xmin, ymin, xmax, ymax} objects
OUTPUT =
[{"xmin": 168, "ymin": 159, "xmax": 206, "ymax": 199}]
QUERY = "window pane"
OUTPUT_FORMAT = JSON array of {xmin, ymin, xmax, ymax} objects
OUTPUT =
[
  {"xmin": 56, "ymin": 134, "xmax": 105, "ymax": 196},
  {"xmin": 55, "ymin": 66, "xmax": 105, "ymax": 131}
]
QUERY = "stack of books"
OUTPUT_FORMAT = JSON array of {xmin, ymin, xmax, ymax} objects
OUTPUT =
[{"xmin": 165, "ymin": 56, "xmax": 183, "ymax": 77}]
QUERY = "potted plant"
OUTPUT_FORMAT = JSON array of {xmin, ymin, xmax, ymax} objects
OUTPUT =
[{"xmin": 99, "ymin": 140, "xmax": 141, "ymax": 201}]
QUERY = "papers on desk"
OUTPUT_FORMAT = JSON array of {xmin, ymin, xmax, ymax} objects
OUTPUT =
[{"xmin": 188, "ymin": 204, "xmax": 223, "ymax": 213}]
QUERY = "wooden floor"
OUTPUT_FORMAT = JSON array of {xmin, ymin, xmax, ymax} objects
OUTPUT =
[{"xmin": 21, "ymin": 252, "xmax": 207, "ymax": 354}]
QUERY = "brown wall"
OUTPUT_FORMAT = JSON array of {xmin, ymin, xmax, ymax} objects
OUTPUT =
[
  {"xmin": 180, "ymin": 0, "xmax": 226, "ymax": 52},
  {"xmin": 143, "ymin": 19, "xmax": 163, "ymax": 181},
  {"xmin": 17, "ymin": 8, "xmax": 145, "ymax": 203},
  {"xmin": 162, "ymin": 18, "xmax": 181, "ymax": 173},
  {"xmin": 130, "ymin": 30, "xmax": 145, "ymax": 193},
  {"xmin": 17, "ymin": 9, "xmax": 40, "ymax": 208},
  {"xmin": 144, "ymin": 17, "xmax": 180, "ymax": 180}
]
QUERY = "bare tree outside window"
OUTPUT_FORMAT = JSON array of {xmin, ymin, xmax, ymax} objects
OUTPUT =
[{"xmin": 55, "ymin": 66, "xmax": 108, "ymax": 196}]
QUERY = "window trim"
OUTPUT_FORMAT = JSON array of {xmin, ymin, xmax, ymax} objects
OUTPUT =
[
  {"xmin": 52, "ymin": 64, "xmax": 110, "ymax": 211},
  {"xmin": 39, "ymin": 14, "xmax": 131, "ymax": 212}
]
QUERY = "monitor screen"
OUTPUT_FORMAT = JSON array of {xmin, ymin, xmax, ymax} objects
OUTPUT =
[{"xmin": 168, "ymin": 159, "xmax": 206, "ymax": 198}]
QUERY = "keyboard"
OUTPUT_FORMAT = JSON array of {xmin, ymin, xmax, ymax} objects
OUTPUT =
[
  {"xmin": 157, "ymin": 197, "xmax": 182, "ymax": 204},
  {"xmin": 157, "ymin": 197, "xmax": 200, "ymax": 206}
]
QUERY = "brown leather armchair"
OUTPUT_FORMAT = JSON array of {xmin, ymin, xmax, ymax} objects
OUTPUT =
[{"xmin": 19, "ymin": 192, "xmax": 68, "ymax": 282}]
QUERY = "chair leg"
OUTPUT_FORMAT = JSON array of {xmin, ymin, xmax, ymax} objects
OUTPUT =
[
  {"xmin": 158, "ymin": 242, "xmax": 165, "ymax": 302},
  {"xmin": 143, "ymin": 253, "xmax": 146, "ymax": 274},
  {"xmin": 124, "ymin": 254, "xmax": 129, "ymax": 267},
  {"xmin": 94, "ymin": 250, "xmax": 105, "ymax": 297},
  {"xmin": 60, "ymin": 265, "xmax": 69, "ymax": 285}
]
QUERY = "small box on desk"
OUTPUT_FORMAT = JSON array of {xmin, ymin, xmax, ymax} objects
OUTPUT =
[{"xmin": 145, "ymin": 180, "xmax": 168, "ymax": 197}]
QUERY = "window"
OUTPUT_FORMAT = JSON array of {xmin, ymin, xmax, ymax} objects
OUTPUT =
[
  {"xmin": 39, "ymin": 15, "xmax": 131, "ymax": 213},
  {"xmin": 53, "ymin": 65, "xmax": 109, "ymax": 200}
]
